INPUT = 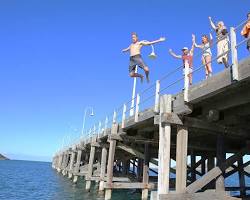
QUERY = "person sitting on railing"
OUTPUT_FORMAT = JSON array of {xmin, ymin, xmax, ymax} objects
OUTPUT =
[
  {"xmin": 209, "ymin": 17, "xmax": 230, "ymax": 68},
  {"xmin": 122, "ymin": 32, "xmax": 165, "ymax": 83},
  {"xmin": 168, "ymin": 36, "xmax": 195, "ymax": 85},
  {"xmin": 192, "ymin": 34, "xmax": 213, "ymax": 79},
  {"xmin": 241, "ymin": 12, "xmax": 250, "ymax": 52}
]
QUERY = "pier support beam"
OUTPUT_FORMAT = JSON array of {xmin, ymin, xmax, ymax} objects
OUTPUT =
[
  {"xmin": 86, "ymin": 141, "xmax": 96, "ymax": 191},
  {"xmin": 105, "ymin": 123, "xmax": 118, "ymax": 200},
  {"xmin": 190, "ymin": 150, "xmax": 196, "ymax": 183},
  {"xmin": 216, "ymin": 135, "xmax": 226, "ymax": 191},
  {"xmin": 142, "ymin": 144, "xmax": 150, "ymax": 200},
  {"xmin": 73, "ymin": 149, "xmax": 82, "ymax": 183},
  {"xmin": 202, "ymin": 156, "xmax": 206, "ymax": 175},
  {"xmin": 175, "ymin": 125, "xmax": 188, "ymax": 193},
  {"xmin": 62, "ymin": 152, "xmax": 69, "ymax": 176},
  {"xmin": 137, "ymin": 159, "xmax": 143, "ymax": 182},
  {"xmin": 157, "ymin": 94, "xmax": 172, "ymax": 197},
  {"xmin": 99, "ymin": 146, "xmax": 108, "ymax": 192},
  {"xmin": 68, "ymin": 151, "xmax": 76, "ymax": 179},
  {"xmin": 207, "ymin": 155, "xmax": 215, "ymax": 189},
  {"xmin": 238, "ymin": 157, "xmax": 246, "ymax": 197},
  {"xmin": 57, "ymin": 153, "xmax": 63, "ymax": 172}
]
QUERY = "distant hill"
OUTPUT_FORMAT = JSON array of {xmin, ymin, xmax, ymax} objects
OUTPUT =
[{"xmin": 0, "ymin": 154, "xmax": 9, "ymax": 160}]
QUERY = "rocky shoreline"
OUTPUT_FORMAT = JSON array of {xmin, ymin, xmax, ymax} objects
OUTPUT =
[{"xmin": 0, "ymin": 154, "xmax": 9, "ymax": 160}]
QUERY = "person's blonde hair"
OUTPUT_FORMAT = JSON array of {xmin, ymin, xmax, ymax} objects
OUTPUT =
[{"xmin": 131, "ymin": 32, "xmax": 138, "ymax": 37}]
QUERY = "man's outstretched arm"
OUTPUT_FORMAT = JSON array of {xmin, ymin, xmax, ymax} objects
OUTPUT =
[
  {"xmin": 169, "ymin": 49, "xmax": 182, "ymax": 59},
  {"xmin": 122, "ymin": 45, "xmax": 130, "ymax": 53},
  {"xmin": 140, "ymin": 37, "xmax": 166, "ymax": 46}
]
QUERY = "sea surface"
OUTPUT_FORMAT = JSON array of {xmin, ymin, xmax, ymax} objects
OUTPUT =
[
  {"xmin": 0, "ymin": 160, "xmax": 141, "ymax": 200},
  {"xmin": 0, "ymin": 160, "xmax": 249, "ymax": 200}
]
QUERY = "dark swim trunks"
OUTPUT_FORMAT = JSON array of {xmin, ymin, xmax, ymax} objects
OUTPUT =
[
  {"xmin": 129, "ymin": 54, "xmax": 147, "ymax": 72},
  {"xmin": 247, "ymin": 38, "xmax": 250, "ymax": 50}
]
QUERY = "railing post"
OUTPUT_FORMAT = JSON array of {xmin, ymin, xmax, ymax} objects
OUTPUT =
[
  {"xmin": 88, "ymin": 128, "xmax": 92, "ymax": 143},
  {"xmin": 98, "ymin": 121, "xmax": 102, "ymax": 138},
  {"xmin": 112, "ymin": 110, "xmax": 117, "ymax": 124},
  {"xmin": 184, "ymin": 60, "xmax": 189, "ymax": 102},
  {"xmin": 93, "ymin": 125, "xmax": 96, "ymax": 138},
  {"xmin": 104, "ymin": 116, "xmax": 108, "ymax": 135},
  {"xmin": 122, "ymin": 104, "xmax": 127, "ymax": 128},
  {"xmin": 154, "ymin": 80, "xmax": 160, "ymax": 113},
  {"xmin": 230, "ymin": 27, "xmax": 239, "ymax": 81},
  {"xmin": 135, "ymin": 93, "xmax": 140, "ymax": 122},
  {"xmin": 130, "ymin": 65, "xmax": 138, "ymax": 116}
]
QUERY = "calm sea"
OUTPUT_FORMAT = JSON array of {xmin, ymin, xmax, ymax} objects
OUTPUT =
[{"xmin": 0, "ymin": 160, "xmax": 248, "ymax": 200}]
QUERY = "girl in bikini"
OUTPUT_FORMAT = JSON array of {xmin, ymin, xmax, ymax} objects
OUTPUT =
[{"xmin": 192, "ymin": 34, "xmax": 213, "ymax": 79}]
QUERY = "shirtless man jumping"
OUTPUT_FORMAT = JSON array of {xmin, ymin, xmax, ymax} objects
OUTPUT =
[{"xmin": 122, "ymin": 32, "xmax": 165, "ymax": 83}]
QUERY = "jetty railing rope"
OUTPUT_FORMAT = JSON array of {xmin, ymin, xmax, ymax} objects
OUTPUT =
[
  {"xmin": 63, "ymin": 19, "xmax": 247, "ymax": 150},
  {"xmin": 234, "ymin": 18, "xmax": 248, "ymax": 30}
]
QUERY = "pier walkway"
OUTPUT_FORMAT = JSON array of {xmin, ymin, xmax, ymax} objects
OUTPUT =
[{"xmin": 52, "ymin": 19, "xmax": 250, "ymax": 200}]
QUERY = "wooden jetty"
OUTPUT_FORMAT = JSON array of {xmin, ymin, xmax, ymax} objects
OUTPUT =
[{"xmin": 52, "ymin": 23, "xmax": 250, "ymax": 200}]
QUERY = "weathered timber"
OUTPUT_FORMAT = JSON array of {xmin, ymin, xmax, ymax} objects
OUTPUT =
[
  {"xmin": 159, "ymin": 190, "xmax": 241, "ymax": 200},
  {"xmin": 158, "ymin": 95, "xmax": 172, "ymax": 196},
  {"xmin": 175, "ymin": 125, "xmax": 188, "ymax": 193}
]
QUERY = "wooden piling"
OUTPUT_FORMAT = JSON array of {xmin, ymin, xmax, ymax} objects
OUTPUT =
[
  {"xmin": 190, "ymin": 150, "xmax": 196, "ymax": 182},
  {"xmin": 175, "ymin": 125, "xmax": 188, "ymax": 193},
  {"xmin": 142, "ymin": 144, "xmax": 149, "ymax": 200},
  {"xmin": 207, "ymin": 155, "xmax": 215, "ymax": 189},
  {"xmin": 216, "ymin": 135, "xmax": 225, "ymax": 191},
  {"xmin": 68, "ymin": 151, "xmax": 76, "ymax": 179},
  {"xmin": 104, "ymin": 123, "xmax": 118, "ymax": 200},
  {"xmin": 99, "ymin": 146, "xmax": 108, "ymax": 192},
  {"xmin": 157, "ymin": 94, "xmax": 172, "ymax": 196},
  {"xmin": 238, "ymin": 157, "xmax": 246, "ymax": 197},
  {"xmin": 73, "ymin": 149, "xmax": 82, "ymax": 183},
  {"xmin": 86, "ymin": 138, "xmax": 97, "ymax": 191}
]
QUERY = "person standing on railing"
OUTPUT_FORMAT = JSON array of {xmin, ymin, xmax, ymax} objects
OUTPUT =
[
  {"xmin": 192, "ymin": 34, "xmax": 213, "ymax": 79},
  {"xmin": 208, "ymin": 17, "xmax": 230, "ymax": 68},
  {"xmin": 168, "ymin": 38, "xmax": 195, "ymax": 85},
  {"xmin": 122, "ymin": 32, "xmax": 166, "ymax": 83},
  {"xmin": 241, "ymin": 12, "xmax": 250, "ymax": 52}
]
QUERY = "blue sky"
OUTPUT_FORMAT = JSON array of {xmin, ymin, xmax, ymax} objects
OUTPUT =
[{"xmin": 0, "ymin": 0, "xmax": 249, "ymax": 161}]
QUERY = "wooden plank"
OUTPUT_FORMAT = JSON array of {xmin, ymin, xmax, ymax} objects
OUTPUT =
[
  {"xmin": 225, "ymin": 160, "xmax": 250, "ymax": 178},
  {"xmin": 175, "ymin": 126, "xmax": 188, "ymax": 193},
  {"xmin": 109, "ymin": 134, "xmax": 123, "ymax": 141},
  {"xmin": 90, "ymin": 176, "xmax": 130, "ymax": 182},
  {"xmin": 159, "ymin": 190, "xmax": 241, "ymax": 200},
  {"xmin": 161, "ymin": 113, "xmax": 183, "ymax": 125},
  {"xmin": 187, "ymin": 146, "xmax": 249, "ymax": 193},
  {"xmin": 158, "ymin": 95, "xmax": 172, "ymax": 196},
  {"xmin": 104, "ymin": 182, "xmax": 157, "ymax": 189},
  {"xmin": 183, "ymin": 117, "xmax": 248, "ymax": 138},
  {"xmin": 91, "ymin": 142, "xmax": 101, "ymax": 148},
  {"xmin": 154, "ymin": 113, "xmax": 183, "ymax": 125},
  {"xmin": 172, "ymin": 93, "xmax": 193, "ymax": 115}
]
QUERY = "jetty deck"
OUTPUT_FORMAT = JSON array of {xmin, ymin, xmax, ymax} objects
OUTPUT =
[{"xmin": 52, "ymin": 21, "xmax": 250, "ymax": 200}]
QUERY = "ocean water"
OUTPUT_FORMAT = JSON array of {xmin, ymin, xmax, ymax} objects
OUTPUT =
[
  {"xmin": 0, "ymin": 160, "xmax": 141, "ymax": 200},
  {"xmin": 0, "ymin": 160, "xmax": 249, "ymax": 200}
]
